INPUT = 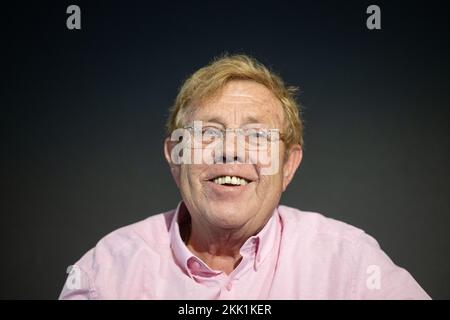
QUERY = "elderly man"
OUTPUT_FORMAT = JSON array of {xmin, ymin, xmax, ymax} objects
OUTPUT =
[{"xmin": 60, "ymin": 54, "xmax": 430, "ymax": 299}]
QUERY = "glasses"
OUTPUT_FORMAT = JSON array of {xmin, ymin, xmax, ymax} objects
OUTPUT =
[{"xmin": 182, "ymin": 124, "xmax": 285, "ymax": 150}]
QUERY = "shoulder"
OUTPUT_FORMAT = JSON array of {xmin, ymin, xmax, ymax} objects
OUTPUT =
[
  {"xmin": 61, "ymin": 208, "xmax": 177, "ymax": 299},
  {"xmin": 98, "ymin": 209, "xmax": 175, "ymax": 252},
  {"xmin": 75, "ymin": 208, "xmax": 176, "ymax": 272},
  {"xmin": 276, "ymin": 205, "xmax": 430, "ymax": 299},
  {"xmin": 277, "ymin": 204, "xmax": 379, "ymax": 250}
]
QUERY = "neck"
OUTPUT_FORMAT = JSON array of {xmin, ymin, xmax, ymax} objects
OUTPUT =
[{"xmin": 181, "ymin": 214, "xmax": 261, "ymax": 274}]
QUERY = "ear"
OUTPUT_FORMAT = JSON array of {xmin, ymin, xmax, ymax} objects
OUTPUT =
[
  {"xmin": 282, "ymin": 144, "xmax": 302, "ymax": 191},
  {"xmin": 164, "ymin": 137, "xmax": 181, "ymax": 188}
]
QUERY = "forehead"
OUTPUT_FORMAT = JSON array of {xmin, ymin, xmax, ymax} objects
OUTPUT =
[{"xmin": 189, "ymin": 80, "xmax": 284, "ymax": 126}]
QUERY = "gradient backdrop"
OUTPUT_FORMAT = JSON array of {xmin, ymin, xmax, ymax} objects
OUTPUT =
[{"xmin": 1, "ymin": 0, "xmax": 449, "ymax": 299}]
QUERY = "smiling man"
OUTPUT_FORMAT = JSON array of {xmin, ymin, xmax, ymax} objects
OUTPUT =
[{"xmin": 59, "ymin": 54, "xmax": 430, "ymax": 299}]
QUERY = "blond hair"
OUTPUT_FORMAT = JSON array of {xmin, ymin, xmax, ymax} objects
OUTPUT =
[{"xmin": 166, "ymin": 54, "xmax": 303, "ymax": 147}]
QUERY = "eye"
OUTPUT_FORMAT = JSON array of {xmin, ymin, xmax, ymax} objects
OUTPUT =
[
  {"xmin": 247, "ymin": 129, "xmax": 269, "ymax": 139},
  {"xmin": 202, "ymin": 127, "xmax": 222, "ymax": 140}
]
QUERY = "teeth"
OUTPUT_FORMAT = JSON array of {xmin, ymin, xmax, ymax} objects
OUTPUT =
[{"xmin": 213, "ymin": 176, "xmax": 249, "ymax": 186}]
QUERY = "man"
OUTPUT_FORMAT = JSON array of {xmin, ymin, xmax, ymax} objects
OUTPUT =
[{"xmin": 60, "ymin": 54, "xmax": 430, "ymax": 299}]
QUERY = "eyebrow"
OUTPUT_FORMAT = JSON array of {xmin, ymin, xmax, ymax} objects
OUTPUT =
[{"xmin": 199, "ymin": 115, "xmax": 263, "ymax": 127}]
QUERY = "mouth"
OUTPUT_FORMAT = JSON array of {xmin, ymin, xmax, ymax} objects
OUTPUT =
[{"xmin": 209, "ymin": 175, "xmax": 251, "ymax": 186}]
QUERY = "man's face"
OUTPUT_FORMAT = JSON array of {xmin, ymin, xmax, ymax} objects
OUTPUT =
[{"xmin": 165, "ymin": 80, "xmax": 302, "ymax": 231}]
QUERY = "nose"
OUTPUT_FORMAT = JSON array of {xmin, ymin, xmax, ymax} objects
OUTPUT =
[
  {"xmin": 215, "ymin": 130, "xmax": 245, "ymax": 164},
  {"xmin": 220, "ymin": 154, "xmax": 239, "ymax": 164}
]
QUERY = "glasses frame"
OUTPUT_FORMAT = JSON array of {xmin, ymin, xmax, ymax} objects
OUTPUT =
[{"xmin": 181, "ymin": 124, "xmax": 286, "ymax": 151}]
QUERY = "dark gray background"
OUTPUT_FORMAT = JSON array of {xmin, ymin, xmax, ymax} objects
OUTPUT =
[{"xmin": 1, "ymin": 0, "xmax": 449, "ymax": 299}]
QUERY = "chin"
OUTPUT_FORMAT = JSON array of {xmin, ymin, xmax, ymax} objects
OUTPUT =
[{"xmin": 207, "ymin": 204, "xmax": 252, "ymax": 229}]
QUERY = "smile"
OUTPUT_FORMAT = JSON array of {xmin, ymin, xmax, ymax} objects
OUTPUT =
[{"xmin": 210, "ymin": 175, "xmax": 250, "ymax": 186}]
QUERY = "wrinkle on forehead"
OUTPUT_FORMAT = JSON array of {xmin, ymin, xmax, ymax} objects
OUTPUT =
[
  {"xmin": 215, "ymin": 80, "xmax": 276, "ymax": 104},
  {"xmin": 190, "ymin": 80, "xmax": 285, "ymax": 127}
]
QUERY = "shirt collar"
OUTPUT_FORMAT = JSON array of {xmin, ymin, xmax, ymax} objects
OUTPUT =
[{"xmin": 169, "ymin": 201, "xmax": 281, "ymax": 278}]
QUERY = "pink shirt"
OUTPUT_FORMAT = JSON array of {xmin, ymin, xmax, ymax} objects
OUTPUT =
[{"xmin": 59, "ymin": 203, "xmax": 430, "ymax": 299}]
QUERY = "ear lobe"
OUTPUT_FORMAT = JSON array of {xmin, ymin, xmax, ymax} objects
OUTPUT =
[
  {"xmin": 282, "ymin": 145, "xmax": 302, "ymax": 191},
  {"xmin": 164, "ymin": 137, "xmax": 181, "ymax": 187},
  {"xmin": 164, "ymin": 137, "xmax": 174, "ymax": 165}
]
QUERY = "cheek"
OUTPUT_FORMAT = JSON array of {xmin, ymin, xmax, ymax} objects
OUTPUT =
[
  {"xmin": 254, "ymin": 149, "xmax": 285, "ymax": 179},
  {"xmin": 256, "ymin": 173, "xmax": 284, "ymax": 195},
  {"xmin": 179, "ymin": 165, "xmax": 203, "ymax": 194},
  {"xmin": 178, "ymin": 166, "xmax": 193, "ymax": 194},
  {"xmin": 248, "ymin": 143, "xmax": 285, "ymax": 176}
]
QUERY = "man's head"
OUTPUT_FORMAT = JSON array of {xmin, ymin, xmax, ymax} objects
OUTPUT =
[{"xmin": 164, "ymin": 54, "xmax": 303, "ymax": 233}]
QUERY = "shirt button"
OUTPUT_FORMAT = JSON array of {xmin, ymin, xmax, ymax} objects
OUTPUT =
[{"xmin": 226, "ymin": 282, "xmax": 233, "ymax": 291}]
